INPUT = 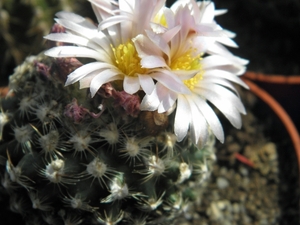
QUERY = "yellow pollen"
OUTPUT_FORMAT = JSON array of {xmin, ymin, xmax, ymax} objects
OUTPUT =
[
  {"xmin": 171, "ymin": 50, "xmax": 204, "ymax": 91},
  {"xmin": 183, "ymin": 73, "xmax": 203, "ymax": 90},
  {"xmin": 159, "ymin": 15, "xmax": 167, "ymax": 27},
  {"xmin": 154, "ymin": 13, "xmax": 167, "ymax": 27},
  {"xmin": 111, "ymin": 41, "xmax": 147, "ymax": 76}
]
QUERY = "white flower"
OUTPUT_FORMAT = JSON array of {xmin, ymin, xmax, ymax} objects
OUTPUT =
[
  {"xmin": 44, "ymin": 0, "xmax": 248, "ymax": 146},
  {"xmin": 170, "ymin": 0, "xmax": 239, "ymax": 50},
  {"xmin": 140, "ymin": 54, "xmax": 247, "ymax": 145},
  {"xmin": 135, "ymin": 1, "xmax": 248, "ymax": 144},
  {"xmin": 44, "ymin": 0, "xmax": 187, "ymax": 97}
]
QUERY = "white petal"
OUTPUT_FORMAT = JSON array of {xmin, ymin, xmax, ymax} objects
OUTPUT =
[
  {"xmin": 188, "ymin": 0, "xmax": 202, "ymax": 21},
  {"xmin": 156, "ymin": 83, "xmax": 177, "ymax": 113},
  {"xmin": 56, "ymin": 11, "xmax": 84, "ymax": 21},
  {"xmin": 195, "ymin": 24, "xmax": 221, "ymax": 35},
  {"xmin": 170, "ymin": 0, "xmax": 184, "ymax": 11},
  {"xmin": 220, "ymin": 64, "xmax": 247, "ymax": 76},
  {"xmin": 215, "ymin": 36, "xmax": 238, "ymax": 48},
  {"xmin": 55, "ymin": 18, "xmax": 97, "ymax": 38},
  {"xmin": 138, "ymin": 74, "xmax": 155, "ymax": 95},
  {"xmin": 193, "ymin": 96, "xmax": 224, "ymax": 143},
  {"xmin": 200, "ymin": 2, "xmax": 215, "ymax": 23},
  {"xmin": 133, "ymin": 34, "xmax": 161, "ymax": 57},
  {"xmin": 80, "ymin": 70, "xmax": 122, "ymax": 90},
  {"xmin": 172, "ymin": 70, "xmax": 199, "ymax": 80},
  {"xmin": 54, "ymin": 17, "xmax": 113, "ymax": 53},
  {"xmin": 162, "ymin": 8, "xmax": 176, "ymax": 28},
  {"xmin": 185, "ymin": 97, "xmax": 206, "ymax": 144},
  {"xmin": 145, "ymin": 30, "xmax": 170, "ymax": 57},
  {"xmin": 65, "ymin": 62, "xmax": 112, "ymax": 85},
  {"xmin": 202, "ymin": 55, "xmax": 234, "ymax": 69},
  {"xmin": 150, "ymin": 22, "xmax": 168, "ymax": 34},
  {"xmin": 56, "ymin": 12, "xmax": 96, "ymax": 29},
  {"xmin": 99, "ymin": 15, "xmax": 132, "ymax": 30},
  {"xmin": 199, "ymin": 86, "xmax": 244, "ymax": 129},
  {"xmin": 222, "ymin": 29, "xmax": 236, "ymax": 38},
  {"xmin": 175, "ymin": 6, "xmax": 195, "ymax": 43},
  {"xmin": 140, "ymin": 55, "xmax": 167, "ymax": 68},
  {"xmin": 206, "ymin": 42, "xmax": 234, "ymax": 57},
  {"xmin": 89, "ymin": 1, "xmax": 121, "ymax": 45},
  {"xmin": 206, "ymin": 43, "xmax": 249, "ymax": 68},
  {"xmin": 140, "ymin": 88, "xmax": 160, "ymax": 111},
  {"xmin": 174, "ymin": 95, "xmax": 191, "ymax": 142},
  {"xmin": 89, "ymin": 69, "xmax": 121, "ymax": 97},
  {"xmin": 151, "ymin": 70, "xmax": 191, "ymax": 94},
  {"xmin": 44, "ymin": 46, "xmax": 105, "ymax": 61},
  {"xmin": 203, "ymin": 70, "xmax": 249, "ymax": 89},
  {"xmin": 214, "ymin": 9, "xmax": 228, "ymax": 16},
  {"xmin": 89, "ymin": 0, "xmax": 116, "ymax": 22},
  {"xmin": 133, "ymin": 0, "xmax": 164, "ymax": 33},
  {"xmin": 119, "ymin": 0, "xmax": 133, "ymax": 13},
  {"xmin": 123, "ymin": 76, "xmax": 140, "ymax": 94},
  {"xmin": 191, "ymin": 36, "xmax": 214, "ymax": 53},
  {"xmin": 161, "ymin": 25, "xmax": 181, "ymax": 42},
  {"xmin": 79, "ymin": 69, "xmax": 103, "ymax": 89},
  {"xmin": 200, "ymin": 78, "xmax": 240, "ymax": 96},
  {"xmin": 117, "ymin": 12, "xmax": 133, "ymax": 43},
  {"xmin": 204, "ymin": 84, "xmax": 245, "ymax": 114},
  {"xmin": 203, "ymin": 55, "xmax": 247, "ymax": 76},
  {"xmin": 44, "ymin": 33, "xmax": 89, "ymax": 46}
]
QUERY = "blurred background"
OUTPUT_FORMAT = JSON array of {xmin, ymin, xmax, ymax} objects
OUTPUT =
[
  {"xmin": 211, "ymin": 0, "xmax": 300, "ymax": 133},
  {"xmin": 0, "ymin": 0, "xmax": 92, "ymax": 87}
]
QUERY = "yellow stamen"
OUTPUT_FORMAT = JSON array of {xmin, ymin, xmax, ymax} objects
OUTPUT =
[
  {"xmin": 183, "ymin": 73, "xmax": 203, "ymax": 90},
  {"xmin": 111, "ymin": 41, "xmax": 147, "ymax": 76},
  {"xmin": 171, "ymin": 50, "xmax": 204, "ymax": 91}
]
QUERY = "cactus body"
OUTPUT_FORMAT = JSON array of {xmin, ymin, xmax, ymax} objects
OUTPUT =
[{"xmin": 0, "ymin": 54, "xmax": 215, "ymax": 224}]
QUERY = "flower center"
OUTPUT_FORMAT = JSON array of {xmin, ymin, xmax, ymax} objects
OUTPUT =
[
  {"xmin": 111, "ymin": 41, "xmax": 147, "ymax": 76},
  {"xmin": 171, "ymin": 50, "xmax": 203, "ymax": 91}
]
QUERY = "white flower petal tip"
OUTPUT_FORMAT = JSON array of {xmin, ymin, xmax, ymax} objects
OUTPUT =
[
  {"xmin": 44, "ymin": 46, "xmax": 102, "ymax": 60},
  {"xmin": 44, "ymin": 48, "xmax": 57, "ymax": 58},
  {"xmin": 64, "ymin": 79, "xmax": 72, "ymax": 87},
  {"xmin": 217, "ymin": 134, "xmax": 225, "ymax": 144},
  {"xmin": 55, "ymin": 11, "xmax": 85, "ymax": 22},
  {"xmin": 214, "ymin": 9, "xmax": 228, "ymax": 16}
]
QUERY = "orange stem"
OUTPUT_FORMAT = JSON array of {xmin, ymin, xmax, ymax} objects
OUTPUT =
[
  {"xmin": 244, "ymin": 71, "xmax": 300, "ymax": 84},
  {"xmin": 242, "ymin": 78, "xmax": 300, "ymax": 171},
  {"xmin": 235, "ymin": 153, "xmax": 254, "ymax": 167}
]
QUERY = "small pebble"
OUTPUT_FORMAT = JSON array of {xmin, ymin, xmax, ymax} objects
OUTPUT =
[
  {"xmin": 217, "ymin": 177, "xmax": 229, "ymax": 189},
  {"xmin": 228, "ymin": 143, "xmax": 241, "ymax": 153},
  {"xmin": 239, "ymin": 167, "xmax": 249, "ymax": 176},
  {"xmin": 216, "ymin": 200, "xmax": 229, "ymax": 210},
  {"xmin": 232, "ymin": 203, "xmax": 240, "ymax": 213}
]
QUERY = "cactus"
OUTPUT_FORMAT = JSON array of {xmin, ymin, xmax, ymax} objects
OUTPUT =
[
  {"xmin": 0, "ymin": 53, "xmax": 216, "ymax": 224},
  {"xmin": 0, "ymin": 0, "xmax": 248, "ymax": 224}
]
